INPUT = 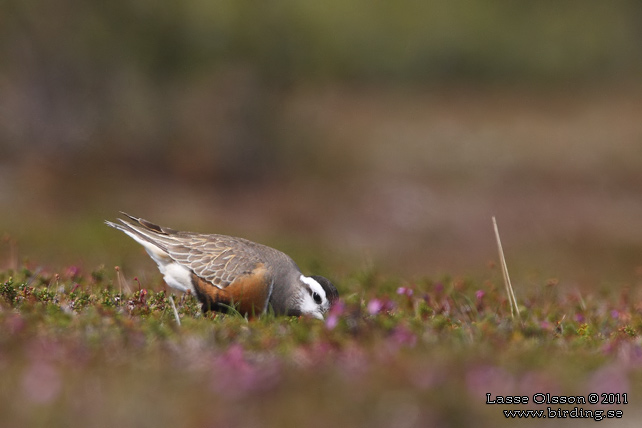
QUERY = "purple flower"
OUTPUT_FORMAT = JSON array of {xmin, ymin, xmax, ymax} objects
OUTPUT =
[
  {"xmin": 325, "ymin": 313, "xmax": 339, "ymax": 330},
  {"xmin": 367, "ymin": 299, "xmax": 384, "ymax": 315},
  {"xmin": 475, "ymin": 290, "xmax": 484, "ymax": 301},
  {"xmin": 325, "ymin": 300, "xmax": 345, "ymax": 329},
  {"xmin": 397, "ymin": 287, "xmax": 414, "ymax": 297},
  {"xmin": 611, "ymin": 310, "xmax": 620, "ymax": 320},
  {"xmin": 329, "ymin": 300, "xmax": 345, "ymax": 316}
]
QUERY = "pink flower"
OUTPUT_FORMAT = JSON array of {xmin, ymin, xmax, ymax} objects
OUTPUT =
[
  {"xmin": 329, "ymin": 300, "xmax": 345, "ymax": 316},
  {"xmin": 397, "ymin": 287, "xmax": 414, "ymax": 297},
  {"xmin": 325, "ymin": 300, "xmax": 345, "ymax": 329},
  {"xmin": 325, "ymin": 313, "xmax": 339, "ymax": 330},
  {"xmin": 367, "ymin": 299, "xmax": 384, "ymax": 315}
]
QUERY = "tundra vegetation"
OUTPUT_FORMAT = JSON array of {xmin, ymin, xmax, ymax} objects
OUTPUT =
[{"xmin": 1, "ymin": 260, "xmax": 640, "ymax": 427}]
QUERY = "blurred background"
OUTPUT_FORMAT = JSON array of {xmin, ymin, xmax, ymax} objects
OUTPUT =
[{"xmin": 1, "ymin": 0, "xmax": 642, "ymax": 289}]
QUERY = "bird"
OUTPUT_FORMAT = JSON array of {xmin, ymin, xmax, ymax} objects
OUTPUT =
[{"xmin": 105, "ymin": 213, "xmax": 339, "ymax": 319}]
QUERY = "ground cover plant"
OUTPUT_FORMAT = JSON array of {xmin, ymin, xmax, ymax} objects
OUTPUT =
[
  {"xmin": 3, "ymin": 2, "xmax": 641, "ymax": 426},
  {"xmin": 1, "ymin": 261, "xmax": 641, "ymax": 428}
]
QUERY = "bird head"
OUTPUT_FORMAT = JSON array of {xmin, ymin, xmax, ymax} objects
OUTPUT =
[{"xmin": 296, "ymin": 275, "xmax": 339, "ymax": 320}]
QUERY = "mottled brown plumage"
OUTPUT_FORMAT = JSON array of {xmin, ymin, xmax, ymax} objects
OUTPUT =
[{"xmin": 105, "ymin": 213, "xmax": 338, "ymax": 319}]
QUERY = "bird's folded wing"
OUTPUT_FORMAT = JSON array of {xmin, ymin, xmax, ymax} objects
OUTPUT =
[{"xmin": 165, "ymin": 235, "xmax": 265, "ymax": 289}]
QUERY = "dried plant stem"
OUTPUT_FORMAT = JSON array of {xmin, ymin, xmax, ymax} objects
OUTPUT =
[
  {"xmin": 492, "ymin": 217, "xmax": 520, "ymax": 319},
  {"xmin": 169, "ymin": 295, "xmax": 181, "ymax": 327},
  {"xmin": 115, "ymin": 266, "xmax": 132, "ymax": 294}
]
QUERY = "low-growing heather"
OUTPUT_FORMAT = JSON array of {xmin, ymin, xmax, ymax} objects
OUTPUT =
[{"xmin": 0, "ymin": 265, "xmax": 641, "ymax": 427}]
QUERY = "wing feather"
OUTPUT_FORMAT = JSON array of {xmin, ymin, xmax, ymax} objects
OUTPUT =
[{"xmin": 109, "ymin": 213, "xmax": 285, "ymax": 290}]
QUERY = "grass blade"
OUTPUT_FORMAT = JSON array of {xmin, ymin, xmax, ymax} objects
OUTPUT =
[
  {"xmin": 492, "ymin": 216, "xmax": 520, "ymax": 319},
  {"xmin": 169, "ymin": 295, "xmax": 181, "ymax": 327}
]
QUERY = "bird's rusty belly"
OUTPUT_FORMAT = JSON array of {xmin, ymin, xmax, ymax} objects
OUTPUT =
[{"xmin": 190, "ymin": 263, "xmax": 271, "ymax": 317}]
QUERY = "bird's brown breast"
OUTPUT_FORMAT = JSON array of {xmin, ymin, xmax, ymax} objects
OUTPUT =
[{"xmin": 190, "ymin": 263, "xmax": 272, "ymax": 316}]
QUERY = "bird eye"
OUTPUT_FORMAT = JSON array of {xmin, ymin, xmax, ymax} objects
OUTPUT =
[{"xmin": 312, "ymin": 292, "xmax": 322, "ymax": 304}]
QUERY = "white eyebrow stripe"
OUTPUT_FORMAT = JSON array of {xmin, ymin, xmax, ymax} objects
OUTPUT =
[{"xmin": 300, "ymin": 275, "xmax": 326, "ymax": 298}]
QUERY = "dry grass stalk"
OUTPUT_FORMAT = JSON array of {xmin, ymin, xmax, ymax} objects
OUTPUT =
[
  {"xmin": 492, "ymin": 216, "xmax": 520, "ymax": 319},
  {"xmin": 169, "ymin": 295, "xmax": 181, "ymax": 326}
]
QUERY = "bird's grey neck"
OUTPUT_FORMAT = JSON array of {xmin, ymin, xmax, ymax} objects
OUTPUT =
[{"xmin": 267, "ymin": 270, "xmax": 302, "ymax": 316}]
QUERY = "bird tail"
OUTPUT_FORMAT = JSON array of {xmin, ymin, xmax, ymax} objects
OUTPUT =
[{"xmin": 105, "ymin": 212, "xmax": 175, "ymax": 253}]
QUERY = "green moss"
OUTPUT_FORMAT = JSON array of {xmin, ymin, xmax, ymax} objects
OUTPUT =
[{"xmin": 0, "ymin": 264, "xmax": 640, "ymax": 428}]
